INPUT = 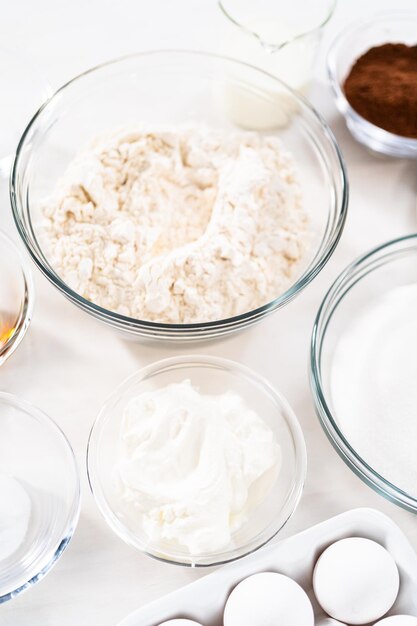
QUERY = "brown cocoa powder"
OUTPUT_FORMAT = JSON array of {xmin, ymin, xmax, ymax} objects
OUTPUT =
[{"xmin": 344, "ymin": 43, "xmax": 417, "ymax": 139}]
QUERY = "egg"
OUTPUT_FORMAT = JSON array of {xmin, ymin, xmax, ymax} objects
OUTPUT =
[
  {"xmin": 313, "ymin": 537, "xmax": 400, "ymax": 625},
  {"xmin": 223, "ymin": 571, "xmax": 314, "ymax": 626},
  {"xmin": 316, "ymin": 619, "xmax": 346, "ymax": 626},
  {"xmin": 158, "ymin": 621, "xmax": 203, "ymax": 626},
  {"xmin": 374, "ymin": 618, "xmax": 417, "ymax": 625}
]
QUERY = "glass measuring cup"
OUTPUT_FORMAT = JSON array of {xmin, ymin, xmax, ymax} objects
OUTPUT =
[{"xmin": 219, "ymin": 0, "xmax": 337, "ymax": 92}]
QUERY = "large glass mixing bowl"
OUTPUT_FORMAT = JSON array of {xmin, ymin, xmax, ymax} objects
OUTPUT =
[{"xmin": 11, "ymin": 51, "xmax": 348, "ymax": 341}]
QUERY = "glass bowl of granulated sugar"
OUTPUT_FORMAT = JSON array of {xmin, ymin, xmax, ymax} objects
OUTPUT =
[
  {"xmin": 11, "ymin": 50, "xmax": 347, "ymax": 341},
  {"xmin": 311, "ymin": 234, "xmax": 417, "ymax": 514}
]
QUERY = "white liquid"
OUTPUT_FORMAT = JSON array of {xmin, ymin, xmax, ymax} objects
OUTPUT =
[
  {"xmin": 238, "ymin": 18, "xmax": 315, "ymax": 90},
  {"xmin": 221, "ymin": 18, "xmax": 318, "ymax": 129}
]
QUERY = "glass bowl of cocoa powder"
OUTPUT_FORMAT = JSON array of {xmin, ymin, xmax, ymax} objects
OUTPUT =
[{"xmin": 328, "ymin": 13, "xmax": 417, "ymax": 159}]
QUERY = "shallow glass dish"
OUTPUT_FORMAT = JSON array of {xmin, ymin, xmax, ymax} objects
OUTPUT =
[
  {"xmin": 11, "ymin": 50, "xmax": 347, "ymax": 342},
  {"xmin": 0, "ymin": 393, "xmax": 80, "ymax": 603},
  {"xmin": 328, "ymin": 13, "xmax": 417, "ymax": 159},
  {"xmin": 0, "ymin": 231, "xmax": 34, "ymax": 367},
  {"xmin": 87, "ymin": 355, "xmax": 307, "ymax": 567},
  {"xmin": 311, "ymin": 235, "xmax": 417, "ymax": 514}
]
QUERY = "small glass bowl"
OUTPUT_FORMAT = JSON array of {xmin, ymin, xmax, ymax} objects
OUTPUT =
[
  {"xmin": 327, "ymin": 13, "xmax": 417, "ymax": 159},
  {"xmin": 11, "ymin": 50, "xmax": 348, "ymax": 342},
  {"xmin": 0, "ymin": 231, "xmax": 34, "ymax": 367},
  {"xmin": 0, "ymin": 393, "xmax": 80, "ymax": 603},
  {"xmin": 311, "ymin": 235, "xmax": 417, "ymax": 514},
  {"xmin": 87, "ymin": 355, "xmax": 307, "ymax": 567}
]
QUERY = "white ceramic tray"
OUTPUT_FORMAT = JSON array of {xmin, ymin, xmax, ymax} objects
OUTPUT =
[{"xmin": 118, "ymin": 508, "xmax": 417, "ymax": 626}]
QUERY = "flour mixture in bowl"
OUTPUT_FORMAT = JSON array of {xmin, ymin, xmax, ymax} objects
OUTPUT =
[{"xmin": 42, "ymin": 124, "xmax": 309, "ymax": 324}]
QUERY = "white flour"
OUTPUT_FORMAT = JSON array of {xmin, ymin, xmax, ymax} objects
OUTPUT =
[
  {"xmin": 43, "ymin": 124, "xmax": 308, "ymax": 323},
  {"xmin": 331, "ymin": 283, "xmax": 417, "ymax": 497}
]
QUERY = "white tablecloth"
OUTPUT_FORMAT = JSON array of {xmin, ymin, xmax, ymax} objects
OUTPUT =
[{"xmin": 1, "ymin": 1, "xmax": 416, "ymax": 624}]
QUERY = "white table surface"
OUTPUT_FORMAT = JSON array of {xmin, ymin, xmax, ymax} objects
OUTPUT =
[{"xmin": 1, "ymin": 0, "xmax": 417, "ymax": 624}]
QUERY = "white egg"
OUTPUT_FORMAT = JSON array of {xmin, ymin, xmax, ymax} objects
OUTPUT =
[
  {"xmin": 313, "ymin": 537, "xmax": 399, "ymax": 625},
  {"xmin": 374, "ymin": 617, "xmax": 417, "ymax": 625},
  {"xmin": 223, "ymin": 571, "xmax": 314, "ymax": 626},
  {"xmin": 316, "ymin": 619, "xmax": 346, "ymax": 626},
  {"xmin": 158, "ymin": 621, "xmax": 203, "ymax": 626}
]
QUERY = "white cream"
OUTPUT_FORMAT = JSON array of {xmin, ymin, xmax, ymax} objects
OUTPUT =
[{"xmin": 114, "ymin": 380, "xmax": 280, "ymax": 554}]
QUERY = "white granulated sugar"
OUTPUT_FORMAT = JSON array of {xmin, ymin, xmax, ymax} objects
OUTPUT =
[
  {"xmin": 43, "ymin": 124, "xmax": 309, "ymax": 323},
  {"xmin": 331, "ymin": 283, "xmax": 417, "ymax": 498}
]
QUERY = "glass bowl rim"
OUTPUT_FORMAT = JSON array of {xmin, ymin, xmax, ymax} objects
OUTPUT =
[
  {"xmin": 86, "ymin": 354, "xmax": 307, "ymax": 567},
  {"xmin": 0, "ymin": 230, "xmax": 34, "ymax": 365},
  {"xmin": 10, "ymin": 49, "xmax": 348, "ymax": 335},
  {"xmin": 310, "ymin": 233, "xmax": 417, "ymax": 513},
  {"xmin": 218, "ymin": 0, "xmax": 337, "ymax": 48},
  {"xmin": 327, "ymin": 11, "xmax": 417, "ymax": 150},
  {"xmin": 0, "ymin": 391, "xmax": 81, "ymax": 603}
]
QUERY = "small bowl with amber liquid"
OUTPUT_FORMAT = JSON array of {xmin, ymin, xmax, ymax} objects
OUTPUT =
[
  {"xmin": 0, "ymin": 231, "xmax": 34, "ymax": 366},
  {"xmin": 327, "ymin": 13, "xmax": 417, "ymax": 159}
]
